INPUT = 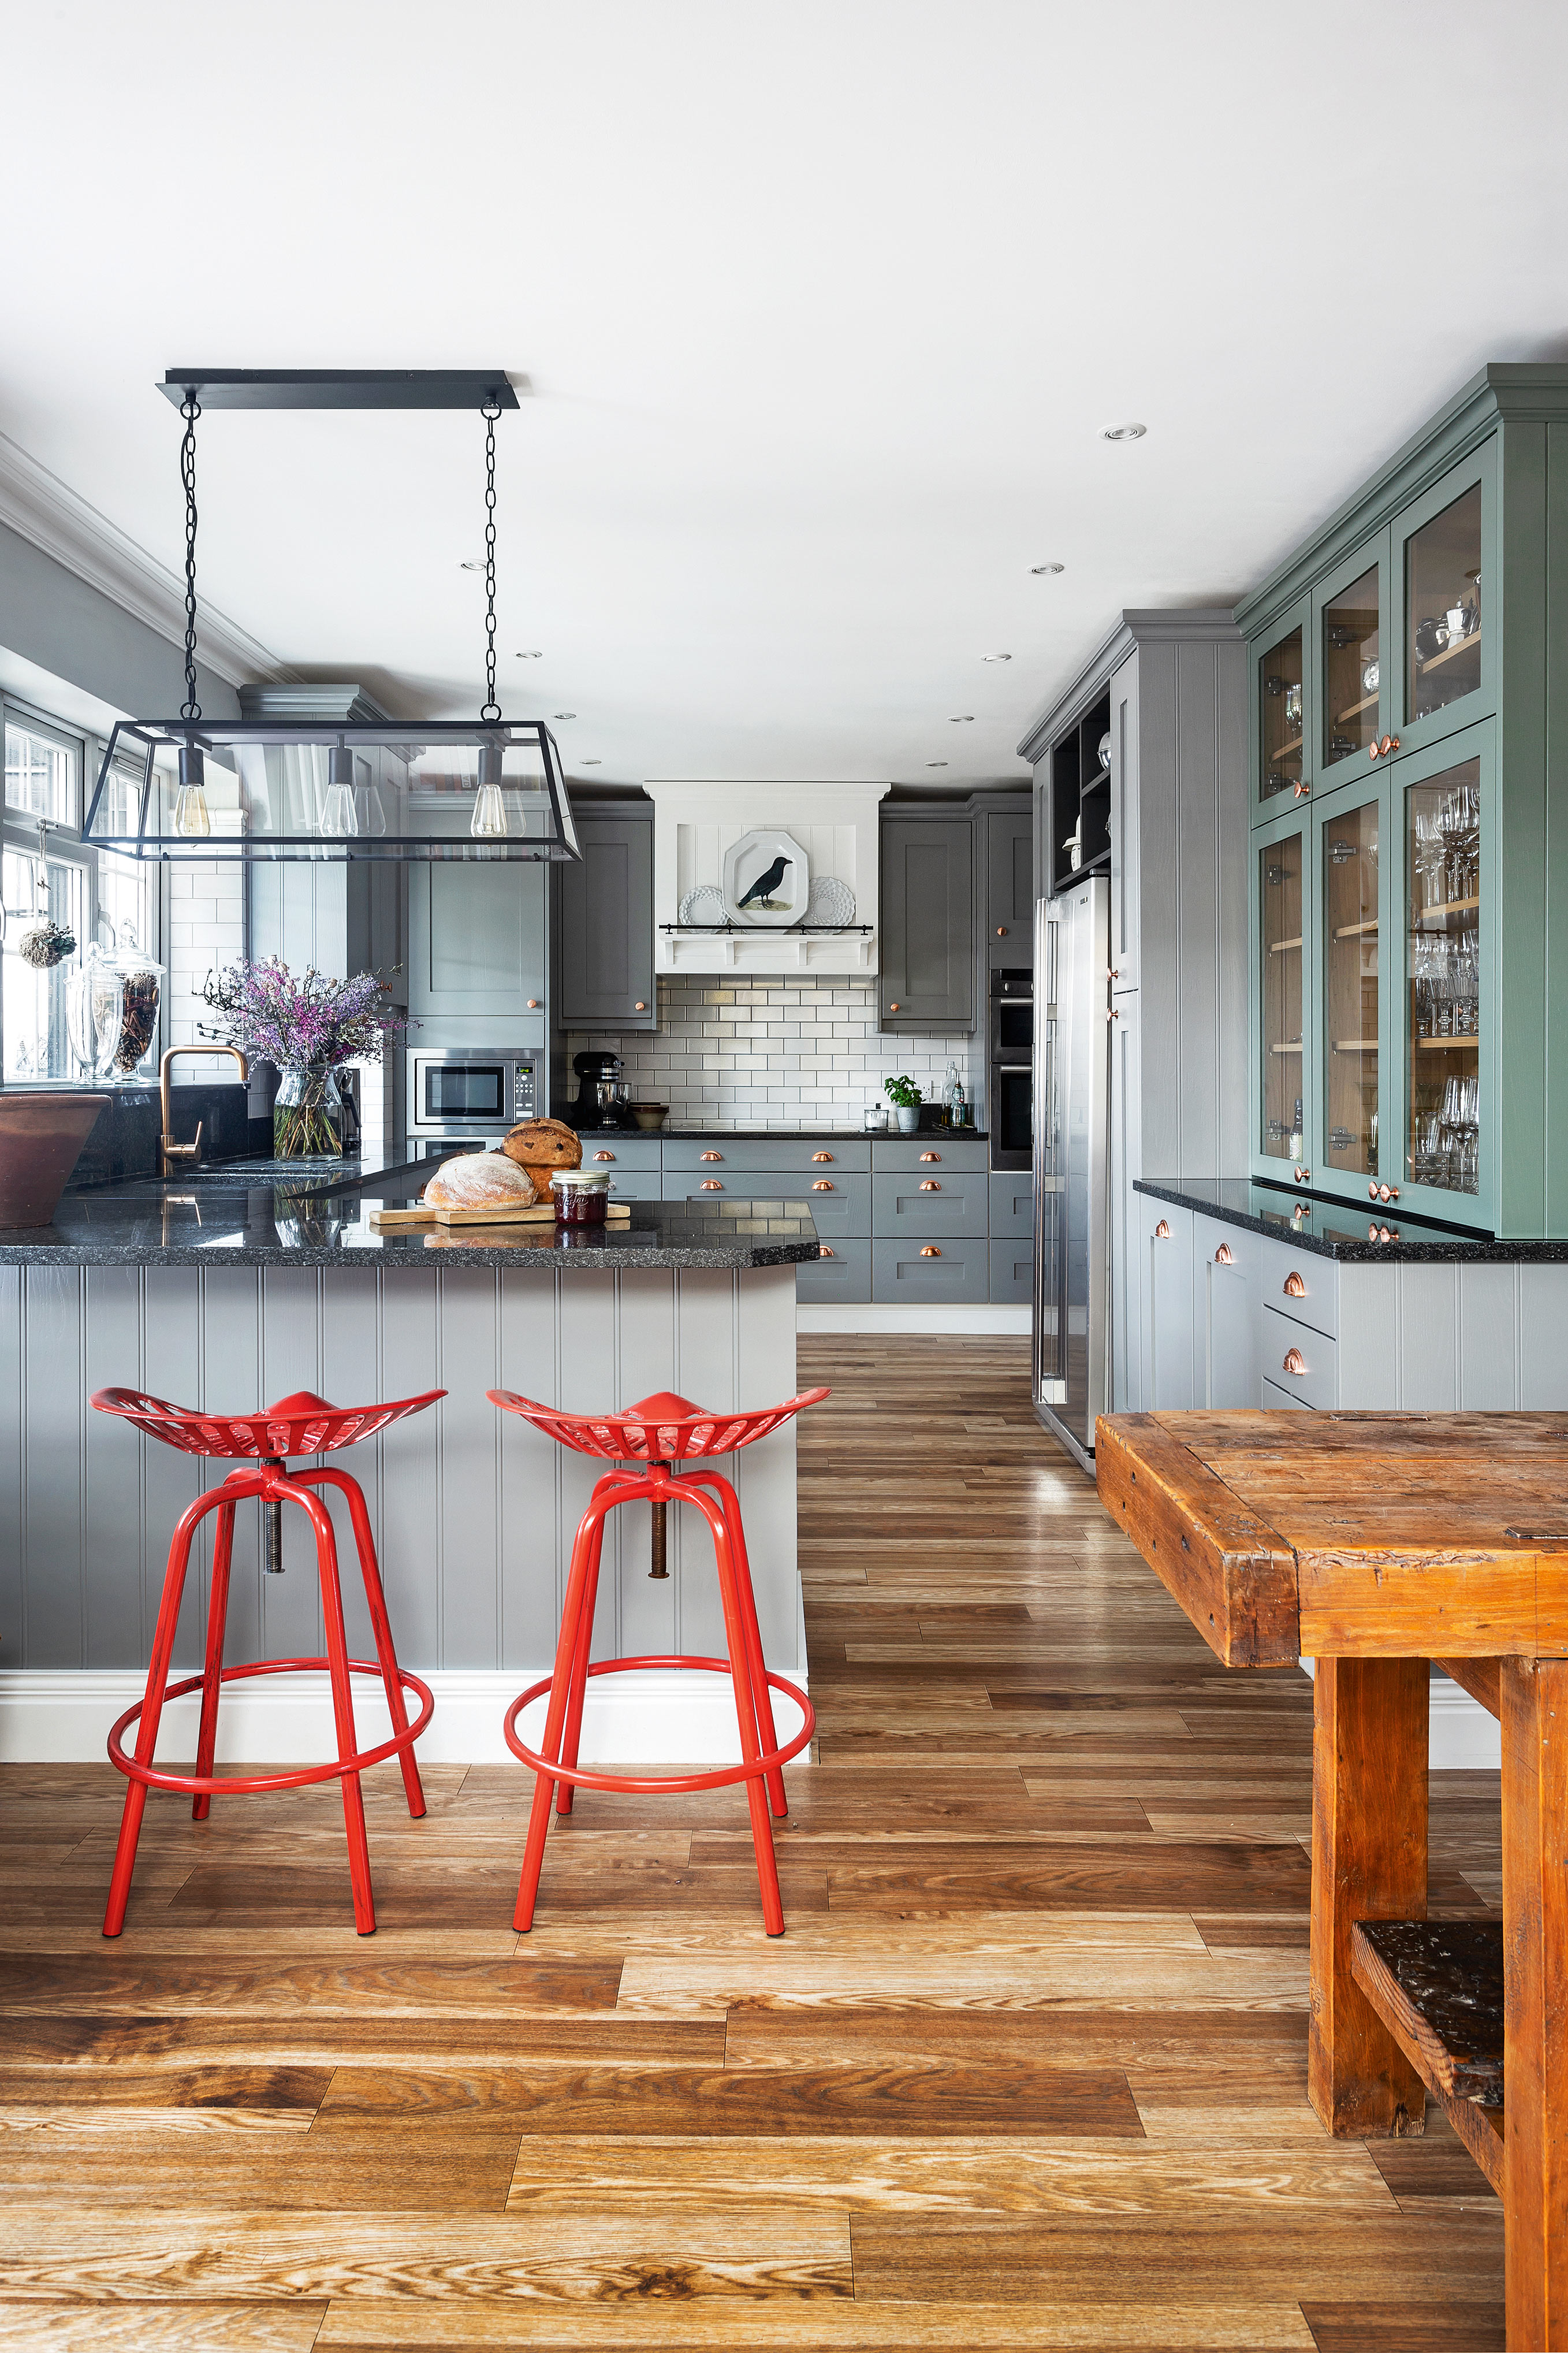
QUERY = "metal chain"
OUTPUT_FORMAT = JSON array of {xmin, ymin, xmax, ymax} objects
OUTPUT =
[
  {"xmin": 480, "ymin": 399, "xmax": 501, "ymax": 722},
  {"xmin": 180, "ymin": 391, "xmax": 202, "ymax": 720}
]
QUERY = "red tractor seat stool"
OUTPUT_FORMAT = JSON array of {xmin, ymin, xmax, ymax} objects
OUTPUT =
[
  {"xmin": 490, "ymin": 1386, "xmax": 828, "ymax": 1937},
  {"xmin": 89, "ymin": 1385, "xmax": 444, "ymax": 1938}
]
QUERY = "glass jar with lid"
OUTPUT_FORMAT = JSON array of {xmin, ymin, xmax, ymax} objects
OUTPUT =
[
  {"xmin": 549, "ymin": 1167, "xmax": 612, "ymax": 1225},
  {"xmin": 68, "ymin": 931, "xmax": 165, "ymax": 1079}
]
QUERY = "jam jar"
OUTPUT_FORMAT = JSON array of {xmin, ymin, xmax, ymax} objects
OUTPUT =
[{"xmin": 550, "ymin": 1168, "xmax": 612, "ymax": 1225}]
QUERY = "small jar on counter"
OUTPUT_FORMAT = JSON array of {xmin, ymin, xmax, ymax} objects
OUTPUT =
[{"xmin": 549, "ymin": 1168, "xmax": 612, "ymax": 1225}]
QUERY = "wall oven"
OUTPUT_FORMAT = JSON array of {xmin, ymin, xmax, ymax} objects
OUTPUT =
[
  {"xmin": 989, "ymin": 968, "xmax": 1033, "ymax": 1170},
  {"xmin": 407, "ymin": 1047, "xmax": 539, "ymax": 1140}
]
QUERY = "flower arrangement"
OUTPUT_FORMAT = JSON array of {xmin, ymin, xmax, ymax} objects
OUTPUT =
[{"xmin": 201, "ymin": 959, "xmax": 410, "ymax": 1160}]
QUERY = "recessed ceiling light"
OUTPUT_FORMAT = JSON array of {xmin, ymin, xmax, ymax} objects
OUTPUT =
[
  {"xmin": 982, "ymin": 653, "xmax": 1012, "ymax": 663},
  {"xmin": 926, "ymin": 760, "xmax": 948, "ymax": 768},
  {"xmin": 580, "ymin": 759, "xmax": 601, "ymax": 766},
  {"xmin": 949, "ymin": 715, "xmax": 975, "ymax": 723},
  {"xmin": 553, "ymin": 712, "xmax": 576, "ymax": 721},
  {"xmin": 1100, "ymin": 422, "xmax": 1146, "ymax": 441},
  {"xmin": 1031, "ymin": 562, "xmax": 1064, "ymax": 575},
  {"xmin": 515, "ymin": 649, "xmax": 543, "ymax": 659}
]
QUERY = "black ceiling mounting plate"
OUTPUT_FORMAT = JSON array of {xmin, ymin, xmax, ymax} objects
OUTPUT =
[{"xmin": 159, "ymin": 369, "xmax": 520, "ymax": 411}]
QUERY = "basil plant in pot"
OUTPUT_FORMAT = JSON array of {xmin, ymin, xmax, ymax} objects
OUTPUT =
[
  {"xmin": 884, "ymin": 1074, "xmax": 923, "ymax": 1135},
  {"xmin": 202, "ymin": 958, "xmax": 410, "ymax": 1161}
]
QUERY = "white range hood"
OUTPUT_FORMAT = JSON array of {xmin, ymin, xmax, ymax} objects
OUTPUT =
[{"xmin": 646, "ymin": 782, "xmax": 890, "ymax": 975}]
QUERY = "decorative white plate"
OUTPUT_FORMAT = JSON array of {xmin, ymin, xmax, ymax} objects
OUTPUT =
[
  {"xmin": 722, "ymin": 828, "xmax": 810, "ymax": 927},
  {"xmin": 678, "ymin": 884, "xmax": 728, "ymax": 928},
  {"xmin": 806, "ymin": 875, "xmax": 855, "ymax": 932}
]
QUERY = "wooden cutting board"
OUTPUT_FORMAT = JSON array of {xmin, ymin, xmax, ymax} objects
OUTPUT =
[{"xmin": 370, "ymin": 1202, "xmax": 634, "ymax": 1231}]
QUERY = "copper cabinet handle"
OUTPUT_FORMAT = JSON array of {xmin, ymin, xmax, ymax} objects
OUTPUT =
[
  {"xmin": 811, "ymin": 1151, "xmax": 833, "ymax": 1162},
  {"xmin": 1283, "ymin": 1348, "xmax": 1307, "ymax": 1376},
  {"xmin": 700, "ymin": 1179, "xmax": 722, "ymax": 1190},
  {"xmin": 919, "ymin": 1151, "xmax": 940, "ymax": 1162},
  {"xmin": 1214, "ymin": 1243, "xmax": 1234, "ymax": 1265},
  {"xmin": 812, "ymin": 1179, "xmax": 834, "ymax": 1191},
  {"xmin": 1154, "ymin": 1220, "xmax": 1172, "ymax": 1240},
  {"xmin": 1293, "ymin": 1165, "xmax": 1311, "ymax": 1184},
  {"xmin": 919, "ymin": 1179, "xmax": 940, "ymax": 1191},
  {"xmin": 1379, "ymin": 1184, "xmax": 1399, "ymax": 1202},
  {"xmin": 527, "ymin": 998, "xmax": 540, "ymax": 1008},
  {"xmin": 1293, "ymin": 780, "xmax": 1310, "ymax": 798},
  {"xmin": 919, "ymin": 1246, "xmax": 941, "ymax": 1257},
  {"xmin": 700, "ymin": 1151, "xmax": 722, "ymax": 1162},
  {"xmin": 593, "ymin": 1151, "xmax": 616, "ymax": 1162},
  {"xmin": 820, "ymin": 1244, "xmax": 836, "ymax": 1257},
  {"xmin": 1369, "ymin": 734, "xmax": 1400, "ymax": 761},
  {"xmin": 889, "ymin": 1001, "xmax": 900, "ymax": 1012},
  {"xmin": 634, "ymin": 1001, "xmax": 647, "ymax": 1012},
  {"xmin": 1283, "ymin": 1271, "xmax": 1306, "ymax": 1296},
  {"xmin": 996, "ymin": 926, "xmax": 1007, "ymax": 936}
]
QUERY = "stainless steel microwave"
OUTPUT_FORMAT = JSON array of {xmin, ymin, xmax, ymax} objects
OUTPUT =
[{"xmin": 407, "ymin": 1047, "xmax": 538, "ymax": 1136}]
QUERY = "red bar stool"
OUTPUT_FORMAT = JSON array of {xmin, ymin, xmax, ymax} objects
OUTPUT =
[
  {"xmin": 491, "ymin": 1385, "xmax": 827, "ymax": 1937},
  {"xmin": 89, "ymin": 1385, "xmax": 443, "ymax": 1938}
]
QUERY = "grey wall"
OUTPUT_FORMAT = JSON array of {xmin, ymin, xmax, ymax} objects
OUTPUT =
[{"xmin": 0, "ymin": 519, "xmax": 240, "ymax": 724}]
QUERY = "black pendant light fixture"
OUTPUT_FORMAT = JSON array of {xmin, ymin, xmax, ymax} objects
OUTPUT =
[{"xmin": 83, "ymin": 370, "xmax": 580, "ymax": 864}]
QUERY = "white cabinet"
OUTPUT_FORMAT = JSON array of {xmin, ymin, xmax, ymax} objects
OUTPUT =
[{"xmin": 1140, "ymin": 1194, "xmax": 1195, "ymax": 1409}]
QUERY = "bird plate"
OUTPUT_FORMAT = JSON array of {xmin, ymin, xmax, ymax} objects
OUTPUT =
[{"xmin": 722, "ymin": 828, "xmax": 810, "ymax": 927}]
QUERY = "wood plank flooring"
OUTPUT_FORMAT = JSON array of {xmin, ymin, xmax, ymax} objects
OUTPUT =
[{"xmin": 0, "ymin": 1336, "xmax": 1504, "ymax": 2349}]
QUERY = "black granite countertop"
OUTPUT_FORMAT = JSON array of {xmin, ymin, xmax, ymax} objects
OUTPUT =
[
  {"xmin": 1134, "ymin": 1177, "xmax": 1568, "ymax": 1263},
  {"xmin": 572, "ymin": 1124, "xmax": 990, "ymax": 1142},
  {"xmin": 0, "ymin": 1180, "xmax": 822, "ymax": 1270}
]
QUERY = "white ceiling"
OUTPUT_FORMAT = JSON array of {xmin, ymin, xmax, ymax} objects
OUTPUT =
[{"xmin": 3, "ymin": 1, "xmax": 1566, "ymax": 791}]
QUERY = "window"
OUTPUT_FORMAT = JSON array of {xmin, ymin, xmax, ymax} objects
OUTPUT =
[{"xmin": 1, "ymin": 703, "xmax": 162, "ymax": 1084}]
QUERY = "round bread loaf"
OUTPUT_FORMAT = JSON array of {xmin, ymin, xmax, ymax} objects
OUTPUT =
[
  {"xmin": 423, "ymin": 1151, "xmax": 537, "ymax": 1210},
  {"xmin": 502, "ymin": 1117, "xmax": 582, "ymax": 1177}
]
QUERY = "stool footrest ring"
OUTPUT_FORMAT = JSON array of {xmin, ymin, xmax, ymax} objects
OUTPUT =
[
  {"xmin": 504, "ymin": 1655, "xmax": 814, "ymax": 1794},
  {"xmin": 106, "ymin": 1659, "xmax": 435, "ymax": 1797}
]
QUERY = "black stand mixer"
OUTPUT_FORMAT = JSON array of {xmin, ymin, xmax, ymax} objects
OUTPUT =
[{"xmin": 565, "ymin": 1050, "xmax": 629, "ymax": 1131}]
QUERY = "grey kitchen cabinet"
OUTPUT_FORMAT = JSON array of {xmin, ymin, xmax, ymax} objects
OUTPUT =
[
  {"xmin": 664, "ymin": 1170, "xmax": 870, "ymax": 1242},
  {"xmin": 986, "ymin": 806, "xmax": 1034, "ymax": 968},
  {"xmin": 1141, "ymin": 1194, "xmax": 1197, "ymax": 1409},
  {"xmin": 553, "ymin": 810, "xmax": 655, "ymax": 1030},
  {"xmin": 662, "ymin": 1139, "xmax": 870, "ymax": 1173},
  {"xmin": 408, "ymin": 860, "xmax": 547, "ymax": 1021},
  {"xmin": 872, "ymin": 1169, "xmax": 989, "ymax": 1241},
  {"xmin": 989, "ymin": 1173, "xmax": 1034, "ymax": 1236},
  {"xmin": 989, "ymin": 1238, "xmax": 1034, "ymax": 1304},
  {"xmin": 795, "ymin": 1236, "xmax": 872, "ymax": 1306},
  {"xmin": 1196, "ymin": 1224, "xmax": 1258, "ymax": 1410},
  {"xmin": 872, "ymin": 1236, "xmax": 988, "ymax": 1306},
  {"xmin": 880, "ymin": 811, "xmax": 974, "ymax": 1032}
]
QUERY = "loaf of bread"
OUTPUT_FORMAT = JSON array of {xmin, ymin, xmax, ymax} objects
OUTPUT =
[
  {"xmin": 502, "ymin": 1117, "xmax": 582, "ymax": 1179},
  {"xmin": 423, "ymin": 1151, "xmax": 537, "ymax": 1210}
]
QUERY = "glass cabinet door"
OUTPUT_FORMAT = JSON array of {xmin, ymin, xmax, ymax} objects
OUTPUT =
[
  {"xmin": 1405, "ymin": 753, "xmax": 1481, "ymax": 1200},
  {"xmin": 1258, "ymin": 623, "xmax": 1305, "ymax": 805},
  {"xmin": 1322, "ymin": 565, "xmax": 1381, "ymax": 773},
  {"xmin": 1321, "ymin": 794, "xmax": 1382, "ymax": 1182},
  {"xmin": 1258, "ymin": 828, "xmax": 1306, "ymax": 1165},
  {"xmin": 1406, "ymin": 481, "xmax": 1483, "ymax": 729}
]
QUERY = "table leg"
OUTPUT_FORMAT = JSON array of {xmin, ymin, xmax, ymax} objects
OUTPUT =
[
  {"xmin": 1503, "ymin": 1655, "xmax": 1568, "ymax": 2349},
  {"xmin": 1308, "ymin": 1655, "xmax": 1428, "ymax": 2137}
]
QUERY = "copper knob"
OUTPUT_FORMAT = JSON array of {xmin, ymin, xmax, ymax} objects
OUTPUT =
[
  {"xmin": 1294, "ymin": 780, "xmax": 1310, "ymax": 798},
  {"xmin": 919, "ymin": 1246, "xmax": 941, "ymax": 1257},
  {"xmin": 700, "ymin": 1179, "xmax": 722, "ymax": 1190},
  {"xmin": 1154, "ymin": 1219, "xmax": 1172, "ymax": 1240},
  {"xmin": 1215, "ymin": 1243, "xmax": 1234, "ymax": 1265},
  {"xmin": 919, "ymin": 1179, "xmax": 940, "ymax": 1191},
  {"xmin": 889, "ymin": 1001, "xmax": 900, "ymax": 1012},
  {"xmin": 700, "ymin": 1151, "xmax": 722, "ymax": 1162},
  {"xmin": 593, "ymin": 1151, "xmax": 615, "ymax": 1162},
  {"xmin": 1283, "ymin": 1348, "xmax": 1307, "ymax": 1376},
  {"xmin": 1379, "ymin": 1183, "xmax": 1398, "ymax": 1202},
  {"xmin": 811, "ymin": 1151, "xmax": 833, "ymax": 1162},
  {"xmin": 634, "ymin": 1001, "xmax": 646, "ymax": 1012},
  {"xmin": 527, "ymin": 998, "xmax": 540, "ymax": 1008},
  {"xmin": 996, "ymin": 926, "xmax": 1007, "ymax": 937},
  {"xmin": 820, "ymin": 1245, "xmax": 836, "ymax": 1258},
  {"xmin": 1283, "ymin": 1270, "xmax": 1307, "ymax": 1297},
  {"xmin": 1379, "ymin": 1224, "xmax": 1394, "ymax": 1242},
  {"xmin": 919, "ymin": 1151, "xmax": 940, "ymax": 1162},
  {"xmin": 812, "ymin": 1179, "xmax": 834, "ymax": 1191}
]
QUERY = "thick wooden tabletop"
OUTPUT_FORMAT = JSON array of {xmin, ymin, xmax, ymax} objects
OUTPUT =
[{"xmin": 1095, "ymin": 1410, "xmax": 1568, "ymax": 1666}]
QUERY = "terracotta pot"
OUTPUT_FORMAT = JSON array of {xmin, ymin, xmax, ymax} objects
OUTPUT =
[{"xmin": 0, "ymin": 1092, "xmax": 109, "ymax": 1226}]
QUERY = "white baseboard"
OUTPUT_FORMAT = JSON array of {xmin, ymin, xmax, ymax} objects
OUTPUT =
[
  {"xmin": 0, "ymin": 1667, "xmax": 810, "ymax": 1768},
  {"xmin": 1299, "ymin": 1659, "xmax": 1500, "ymax": 1771},
  {"xmin": 798, "ymin": 1304, "xmax": 1031, "ymax": 1335}
]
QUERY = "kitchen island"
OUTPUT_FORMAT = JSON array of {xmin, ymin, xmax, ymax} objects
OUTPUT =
[{"xmin": 0, "ymin": 1179, "xmax": 821, "ymax": 1767}]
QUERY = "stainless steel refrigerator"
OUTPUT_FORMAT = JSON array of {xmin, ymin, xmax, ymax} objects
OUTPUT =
[{"xmin": 1031, "ymin": 875, "xmax": 1110, "ymax": 1471}]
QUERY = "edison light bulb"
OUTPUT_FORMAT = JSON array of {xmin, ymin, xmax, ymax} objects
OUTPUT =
[
  {"xmin": 173, "ymin": 745, "xmax": 210, "ymax": 839},
  {"xmin": 470, "ymin": 740, "xmax": 508, "ymax": 839},
  {"xmin": 321, "ymin": 744, "xmax": 359, "ymax": 838}
]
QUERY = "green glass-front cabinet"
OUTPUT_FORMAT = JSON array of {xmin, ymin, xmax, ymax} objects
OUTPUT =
[{"xmin": 1241, "ymin": 366, "xmax": 1565, "ymax": 1237}]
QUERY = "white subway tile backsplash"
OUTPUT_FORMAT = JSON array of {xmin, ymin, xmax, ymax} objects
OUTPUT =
[{"xmin": 565, "ymin": 974, "xmax": 977, "ymax": 1131}]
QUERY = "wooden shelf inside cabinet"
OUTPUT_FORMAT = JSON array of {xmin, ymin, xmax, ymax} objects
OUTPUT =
[
  {"xmin": 1080, "ymin": 771, "xmax": 1112, "ymax": 796},
  {"xmin": 1334, "ymin": 692, "xmax": 1379, "ymax": 724},
  {"xmin": 1269, "ymin": 1040, "xmax": 1303, "ymax": 1054},
  {"xmin": 1350, "ymin": 1919, "xmax": 1503, "ymax": 2195},
  {"xmin": 1333, "ymin": 1038, "xmax": 1379, "ymax": 1053},
  {"xmin": 1271, "ymin": 735, "xmax": 1303, "ymax": 759},
  {"xmin": 1332, "ymin": 918, "xmax": 1379, "ymax": 941},
  {"xmin": 1416, "ymin": 627, "xmax": 1483, "ymax": 680},
  {"xmin": 1416, "ymin": 1035, "xmax": 1480, "ymax": 1051},
  {"xmin": 1411, "ymin": 896, "xmax": 1481, "ymax": 926},
  {"xmin": 1268, "ymin": 936, "xmax": 1303, "ymax": 954}
]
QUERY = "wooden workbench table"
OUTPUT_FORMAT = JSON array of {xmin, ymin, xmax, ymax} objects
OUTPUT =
[{"xmin": 1096, "ymin": 1408, "xmax": 1568, "ymax": 2351}]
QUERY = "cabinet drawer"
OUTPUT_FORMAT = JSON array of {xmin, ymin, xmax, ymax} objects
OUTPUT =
[
  {"xmin": 873, "ymin": 1171, "xmax": 989, "ymax": 1239},
  {"xmin": 1262, "ymin": 1304, "xmax": 1339, "ymax": 1408},
  {"xmin": 794, "ymin": 1236, "xmax": 871, "ymax": 1305},
  {"xmin": 989, "ymin": 1173, "xmax": 1034, "ymax": 1237},
  {"xmin": 873, "ymin": 1137, "xmax": 989, "ymax": 1173},
  {"xmin": 988, "ymin": 1239, "xmax": 1034, "ymax": 1304},
  {"xmin": 599, "ymin": 1170, "xmax": 665, "ymax": 1201},
  {"xmin": 578, "ymin": 1136, "xmax": 663, "ymax": 1170},
  {"xmin": 1261, "ymin": 1377, "xmax": 1312, "ymax": 1411},
  {"xmin": 1254, "ymin": 1233, "xmax": 1338, "ymax": 1339},
  {"xmin": 872, "ymin": 1237, "xmax": 989, "ymax": 1306},
  {"xmin": 662, "ymin": 1138, "xmax": 870, "ymax": 1173},
  {"xmin": 668, "ymin": 1172, "xmax": 870, "ymax": 1240}
]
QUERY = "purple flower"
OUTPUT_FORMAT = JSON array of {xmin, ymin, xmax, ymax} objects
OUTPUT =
[{"xmin": 199, "ymin": 958, "xmax": 413, "ymax": 1072}]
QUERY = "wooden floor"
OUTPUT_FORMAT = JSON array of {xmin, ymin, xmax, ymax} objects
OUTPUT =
[{"xmin": 0, "ymin": 1336, "xmax": 1504, "ymax": 2350}]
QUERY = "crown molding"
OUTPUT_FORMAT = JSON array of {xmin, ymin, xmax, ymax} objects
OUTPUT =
[{"xmin": 0, "ymin": 430, "xmax": 294, "ymax": 690}]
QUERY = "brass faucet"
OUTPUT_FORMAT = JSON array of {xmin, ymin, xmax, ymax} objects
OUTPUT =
[{"xmin": 159, "ymin": 1044, "xmax": 249, "ymax": 1177}]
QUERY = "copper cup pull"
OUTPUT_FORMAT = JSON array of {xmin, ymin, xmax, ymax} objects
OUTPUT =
[
  {"xmin": 1283, "ymin": 1271, "xmax": 1306, "ymax": 1297},
  {"xmin": 811, "ymin": 1151, "xmax": 833, "ymax": 1162},
  {"xmin": 593, "ymin": 1151, "xmax": 615, "ymax": 1162},
  {"xmin": 919, "ymin": 1246, "xmax": 941, "ymax": 1258},
  {"xmin": 1283, "ymin": 1348, "xmax": 1307, "ymax": 1377},
  {"xmin": 812, "ymin": 1179, "xmax": 834, "ymax": 1191},
  {"xmin": 700, "ymin": 1179, "xmax": 722, "ymax": 1190},
  {"xmin": 700, "ymin": 1151, "xmax": 722, "ymax": 1162},
  {"xmin": 1214, "ymin": 1243, "xmax": 1234, "ymax": 1265},
  {"xmin": 919, "ymin": 1179, "xmax": 941, "ymax": 1191},
  {"xmin": 1154, "ymin": 1219, "xmax": 1171, "ymax": 1240},
  {"xmin": 820, "ymin": 1245, "xmax": 836, "ymax": 1258},
  {"xmin": 919, "ymin": 1151, "xmax": 940, "ymax": 1162}
]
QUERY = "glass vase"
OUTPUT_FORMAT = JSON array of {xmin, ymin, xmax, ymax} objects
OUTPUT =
[{"xmin": 273, "ymin": 1065, "xmax": 345, "ymax": 1160}]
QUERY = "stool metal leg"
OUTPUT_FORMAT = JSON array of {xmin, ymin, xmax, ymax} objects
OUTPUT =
[
  {"xmin": 555, "ymin": 1506, "xmax": 608, "ymax": 1816},
  {"xmin": 515, "ymin": 1486, "xmax": 613, "ymax": 1931},
  {"xmin": 306, "ymin": 1466, "xmax": 426, "ymax": 1821},
  {"xmin": 290, "ymin": 1483, "xmax": 376, "ymax": 1935},
  {"xmin": 191, "ymin": 1498, "xmax": 239, "ymax": 1821},
  {"xmin": 684, "ymin": 1483, "xmax": 785, "ymax": 1936},
  {"xmin": 684, "ymin": 1468, "xmax": 789, "ymax": 1819}
]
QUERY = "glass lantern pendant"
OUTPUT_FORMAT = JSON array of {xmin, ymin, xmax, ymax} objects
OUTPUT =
[{"xmin": 79, "ymin": 370, "xmax": 579, "ymax": 866}]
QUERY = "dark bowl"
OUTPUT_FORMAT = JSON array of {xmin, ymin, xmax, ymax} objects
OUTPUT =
[
  {"xmin": 0, "ymin": 1091, "xmax": 110, "ymax": 1226},
  {"xmin": 630, "ymin": 1103, "xmax": 669, "ymax": 1132}
]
